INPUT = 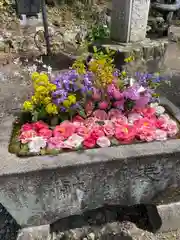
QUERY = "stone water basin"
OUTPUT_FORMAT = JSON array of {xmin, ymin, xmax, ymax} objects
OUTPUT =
[{"xmin": 0, "ymin": 97, "xmax": 180, "ymax": 227}]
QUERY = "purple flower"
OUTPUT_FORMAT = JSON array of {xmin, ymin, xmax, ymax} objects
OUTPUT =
[
  {"xmin": 53, "ymin": 96, "xmax": 66, "ymax": 105},
  {"xmin": 70, "ymin": 102, "xmax": 80, "ymax": 110},
  {"xmin": 60, "ymin": 107, "xmax": 66, "ymax": 112},
  {"xmin": 124, "ymin": 84, "xmax": 140, "ymax": 100},
  {"xmin": 52, "ymin": 89, "xmax": 67, "ymax": 97},
  {"xmin": 113, "ymin": 70, "xmax": 120, "ymax": 77}
]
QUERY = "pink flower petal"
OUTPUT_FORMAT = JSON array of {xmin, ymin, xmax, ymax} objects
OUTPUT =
[{"xmin": 96, "ymin": 136, "xmax": 111, "ymax": 148}]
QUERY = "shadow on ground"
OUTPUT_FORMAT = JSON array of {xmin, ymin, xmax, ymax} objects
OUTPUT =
[
  {"xmin": 51, "ymin": 204, "xmax": 162, "ymax": 234},
  {"xmin": 159, "ymin": 74, "xmax": 180, "ymax": 107},
  {"xmin": 0, "ymin": 204, "xmax": 20, "ymax": 240}
]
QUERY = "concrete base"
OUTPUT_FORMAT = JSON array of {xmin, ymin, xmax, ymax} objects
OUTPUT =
[
  {"xmin": 89, "ymin": 38, "xmax": 168, "ymax": 72},
  {"xmin": 16, "ymin": 201, "xmax": 180, "ymax": 239},
  {"xmin": 0, "ymin": 97, "xmax": 180, "ymax": 227}
]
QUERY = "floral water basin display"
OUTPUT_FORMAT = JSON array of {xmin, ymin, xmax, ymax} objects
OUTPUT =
[{"xmin": 9, "ymin": 50, "xmax": 180, "ymax": 157}]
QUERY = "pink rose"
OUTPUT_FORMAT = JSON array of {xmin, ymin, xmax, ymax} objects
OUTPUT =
[
  {"xmin": 98, "ymin": 101, "xmax": 109, "ymax": 110},
  {"xmin": 72, "ymin": 116, "xmax": 84, "ymax": 128},
  {"xmin": 108, "ymin": 109, "xmax": 123, "ymax": 120},
  {"xmin": 47, "ymin": 137, "xmax": 67, "ymax": 149},
  {"xmin": 20, "ymin": 123, "xmax": 33, "ymax": 132},
  {"xmin": 72, "ymin": 115, "xmax": 85, "ymax": 123},
  {"xmin": 107, "ymin": 84, "xmax": 116, "ymax": 96},
  {"xmin": 84, "ymin": 117, "xmax": 98, "ymax": 129},
  {"xmin": 115, "ymin": 124, "xmax": 136, "ymax": 143},
  {"xmin": 128, "ymin": 113, "xmax": 142, "ymax": 124},
  {"xmin": 114, "ymin": 116, "xmax": 128, "ymax": 127},
  {"xmin": 65, "ymin": 134, "xmax": 84, "ymax": 148},
  {"xmin": 19, "ymin": 130, "xmax": 37, "ymax": 144},
  {"xmin": 92, "ymin": 88, "xmax": 101, "ymax": 101},
  {"xmin": 96, "ymin": 136, "xmax": 111, "ymax": 148},
  {"xmin": 112, "ymin": 89, "xmax": 123, "ymax": 100},
  {"xmin": 156, "ymin": 118, "xmax": 168, "ymax": 130},
  {"xmin": 141, "ymin": 107, "xmax": 156, "ymax": 118},
  {"xmin": 137, "ymin": 128, "xmax": 155, "ymax": 142},
  {"xmin": 90, "ymin": 126, "xmax": 105, "ymax": 140},
  {"xmin": 73, "ymin": 121, "xmax": 83, "ymax": 128},
  {"xmin": 33, "ymin": 121, "xmax": 49, "ymax": 132},
  {"xmin": 92, "ymin": 110, "xmax": 108, "ymax": 120},
  {"xmin": 113, "ymin": 99, "xmax": 125, "ymax": 110},
  {"xmin": 135, "ymin": 117, "xmax": 156, "ymax": 130},
  {"xmin": 166, "ymin": 120, "xmax": 178, "ymax": 137},
  {"xmin": 155, "ymin": 129, "xmax": 167, "ymax": 141},
  {"xmin": 76, "ymin": 125, "xmax": 89, "ymax": 138},
  {"xmin": 85, "ymin": 101, "xmax": 94, "ymax": 116},
  {"xmin": 38, "ymin": 128, "xmax": 52, "ymax": 140},
  {"xmin": 103, "ymin": 123, "xmax": 115, "ymax": 137},
  {"xmin": 83, "ymin": 136, "xmax": 96, "ymax": 149},
  {"xmin": 53, "ymin": 121, "xmax": 76, "ymax": 139},
  {"xmin": 135, "ymin": 118, "xmax": 156, "ymax": 142}
]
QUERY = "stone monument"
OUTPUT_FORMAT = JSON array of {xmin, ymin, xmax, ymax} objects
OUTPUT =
[
  {"xmin": 110, "ymin": 0, "xmax": 151, "ymax": 43},
  {"xmin": 95, "ymin": 0, "xmax": 169, "ymax": 72}
]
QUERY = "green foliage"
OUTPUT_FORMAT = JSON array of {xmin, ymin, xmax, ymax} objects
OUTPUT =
[{"xmin": 86, "ymin": 24, "xmax": 110, "ymax": 42}]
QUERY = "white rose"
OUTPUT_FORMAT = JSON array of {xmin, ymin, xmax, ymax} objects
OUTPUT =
[
  {"xmin": 96, "ymin": 136, "xmax": 111, "ymax": 148},
  {"xmin": 65, "ymin": 134, "xmax": 84, "ymax": 148},
  {"xmin": 28, "ymin": 136, "xmax": 47, "ymax": 153},
  {"xmin": 155, "ymin": 106, "xmax": 165, "ymax": 116}
]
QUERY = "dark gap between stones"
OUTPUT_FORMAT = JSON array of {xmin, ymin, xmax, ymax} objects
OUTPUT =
[
  {"xmin": 0, "ymin": 203, "xmax": 21, "ymax": 240},
  {"xmin": 50, "ymin": 204, "xmax": 162, "ymax": 234}
]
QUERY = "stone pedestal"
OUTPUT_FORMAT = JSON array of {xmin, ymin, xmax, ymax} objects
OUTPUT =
[
  {"xmin": 110, "ymin": 0, "xmax": 151, "ymax": 43},
  {"xmin": 89, "ymin": 38, "xmax": 168, "ymax": 72}
]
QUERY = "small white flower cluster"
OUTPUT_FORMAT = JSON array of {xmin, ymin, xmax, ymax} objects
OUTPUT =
[
  {"xmin": 150, "ymin": 102, "xmax": 165, "ymax": 116},
  {"xmin": 28, "ymin": 136, "xmax": 46, "ymax": 153}
]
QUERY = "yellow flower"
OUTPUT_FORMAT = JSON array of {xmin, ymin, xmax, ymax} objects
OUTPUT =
[
  {"xmin": 48, "ymin": 83, "xmax": 57, "ymax": 91},
  {"xmin": 63, "ymin": 99, "xmax": 71, "ymax": 108},
  {"xmin": 23, "ymin": 101, "xmax": 33, "ymax": 111},
  {"xmin": 39, "ymin": 73, "xmax": 49, "ymax": 82},
  {"xmin": 34, "ymin": 92, "xmax": 43, "ymax": 101},
  {"xmin": 35, "ymin": 85, "xmax": 48, "ymax": 95},
  {"xmin": 43, "ymin": 97, "xmax": 51, "ymax": 105},
  {"xmin": 31, "ymin": 72, "xmax": 40, "ymax": 81},
  {"xmin": 121, "ymin": 71, "xmax": 127, "ymax": 77},
  {"xmin": 68, "ymin": 95, "xmax": 76, "ymax": 104},
  {"xmin": 124, "ymin": 56, "xmax": 134, "ymax": 63},
  {"xmin": 31, "ymin": 95, "xmax": 38, "ymax": 104},
  {"xmin": 45, "ymin": 103, "xmax": 58, "ymax": 115}
]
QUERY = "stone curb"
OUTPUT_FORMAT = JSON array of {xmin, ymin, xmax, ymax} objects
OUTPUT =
[
  {"xmin": 16, "ymin": 201, "xmax": 180, "ymax": 239},
  {"xmin": 17, "ymin": 225, "xmax": 50, "ymax": 240},
  {"xmin": 158, "ymin": 202, "xmax": 180, "ymax": 232}
]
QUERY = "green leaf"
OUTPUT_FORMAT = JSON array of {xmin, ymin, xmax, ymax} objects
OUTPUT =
[
  {"xmin": 32, "ymin": 111, "xmax": 38, "ymax": 122},
  {"xmin": 78, "ymin": 109, "xmax": 86, "ymax": 118},
  {"xmin": 46, "ymin": 148, "xmax": 60, "ymax": 155},
  {"xmin": 93, "ymin": 46, "xmax": 97, "ymax": 53},
  {"xmin": 40, "ymin": 148, "xmax": 47, "ymax": 155},
  {"xmin": 18, "ymin": 143, "xmax": 29, "ymax": 156},
  {"xmin": 111, "ymin": 138, "xmax": 119, "ymax": 146},
  {"xmin": 75, "ymin": 144, "xmax": 83, "ymax": 151}
]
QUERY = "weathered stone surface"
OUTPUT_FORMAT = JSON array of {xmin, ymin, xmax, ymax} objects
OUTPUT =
[
  {"xmin": 15, "ymin": 202, "xmax": 180, "ymax": 239},
  {"xmin": 0, "ymin": 97, "xmax": 180, "ymax": 227},
  {"xmin": 168, "ymin": 25, "xmax": 180, "ymax": 42},
  {"xmin": 90, "ymin": 38, "xmax": 168, "ymax": 71},
  {"xmin": 17, "ymin": 225, "xmax": 50, "ymax": 240},
  {"xmin": 110, "ymin": 0, "xmax": 150, "ymax": 43},
  {"xmin": 129, "ymin": 0, "xmax": 151, "ymax": 42}
]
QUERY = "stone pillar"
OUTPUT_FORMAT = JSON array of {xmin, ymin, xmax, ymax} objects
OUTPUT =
[{"xmin": 110, "ymin": 0, "xmax": 151, "ymax": 43}]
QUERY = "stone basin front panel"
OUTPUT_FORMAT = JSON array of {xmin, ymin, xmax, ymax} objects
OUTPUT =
[{"xmin": 0, "ymin": 97, "xmax": 180, "ymax": 227}]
